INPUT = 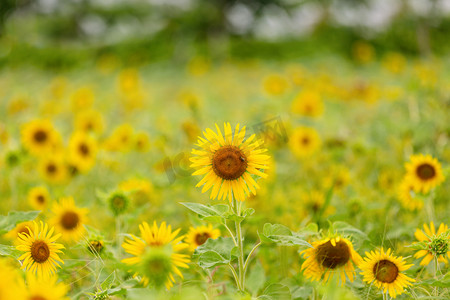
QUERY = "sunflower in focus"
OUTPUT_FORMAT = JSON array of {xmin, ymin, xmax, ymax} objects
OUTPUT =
[
  {"xmin": 397, "ymin": 178, "xmax": 423, "ymax": 211},
  {"xmin": 360, "ymin": 248, "xmax": 415, "ymax": 298},
  {"xmin": 16, "ymin": 221, "xmax": 64, "ymax": 277},
  {"xmin": 190, "ymin": 123, "xmax": 270, "ymax": 202},
  {"xmin": 289, "ymin": 127, "xmax": 321, "ymax": 158},
  {"xmin": 28, "ymin": 186, "xmax": 51, "ymax": 210},
  {"xmin": 21, "ymin": 119, "xmax": 60, "ymax": 156},
  {"xmin": 291, "ymin": 90, "xmax": 324, "ymax": 117},
  {"xmin": 405, "ymin": 154, "xmax": 445, "ymax": 193},
  {"xmin": 68, "ymin": 132, "xmax": 97, "ymax": 172},
  {"xmin": 414, "ymin": 222, "xmax": 450, "ymax": 266},
  {"xmin": 49, "ymin": 197, "xmax": 88, "ymax": 243},
  {"xmin": 186, "ymin": 224, "xmax": 220, "ymax": 251},
  {"xmin": 74, "ymin": 110, "xmax": 104, "ymax": 135},
  {"xmin": 122, "ymin": 221, "xmax": 190, "ymax": 289},
  {"xmin": 38, "ymin": 155, "xmax": 68, "ymax": 184},
  {"xmin": 23, "ymin": 274, "xmax": 69, "ymax": 300},
  {"xmin": 301, "ymin": 236, "xmax": 361, "ymax": 285}
]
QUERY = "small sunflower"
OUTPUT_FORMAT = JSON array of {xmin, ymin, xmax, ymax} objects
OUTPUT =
[
  {"xmin": 291, "ymin": 90, "xmax": 324, "ymax": 117},
  {"xmin": 360, "ymin": 248, "xmax": 415, "ymax": 298},
  {"xmin": 23, "ymin": 274, "xmax": 69, "ymax": 300},
  {"xmin": 103, "ymin": 124, "xmax": 134, "ymax": 152},
  {"xmin": 263, "ymin": 74, "xmax": 289, "ymax": 96},
  {"xmin": 38, "ymin": 155, "xmax": 68, "ymax": 184},
  {"xmin": 397, "ymin": 178, "xmax": 423, "ymax": 211},
  {"xmin": 74, "ymin": 109, "xmax": 104, "ymax": 135},
  {"xmin": 186, "ymin": 224, "xmax": 220, "ymax": 251},
  {"xmin": 289, "ymin": 127, "xmax": 321, "ymax": 158},
  {"xmin": 16, "ymin": 221, "xmax": 65, "ymax": 277},
  {"xmin": 49, "ymin": 197, "xmax": 88, "ymax": 243},
  {"xmin": 405, "ymin": 154, "xmax": 445, "ymax": 193},
  {"xmin": 122, "ymin": 221, "xmax": 190, "ymax": 289},
  {"xmin": 28, "ymin": 186, "xmax": 51, "ymax": 210},
  {"xmin": 190, "ymin": 123, "xmax": 270, "ymax": 202},
  {"xmin": 68, "ymin": 132, "xmax": 98, "ymax": 172},
  {"xmin": 301, "ymin": 236, "xmax": 362, "ymax": 285},
  {"xmin": 134, "ymin": 131, "xmax": 151, "ymax": 152},
  {"xmin": 414, "ymin": 222, "xmax": 450, "ymax": 266},
  {"xmin": 4, "ymin": 221, "xmax": 34, "ymax": 244},
  {"xmin": 21, "ymin": 119, "xmax": 60, "ymax": 156}
]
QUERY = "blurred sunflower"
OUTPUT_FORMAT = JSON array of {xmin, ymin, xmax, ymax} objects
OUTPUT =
[
  {"xmin": 301, "ymin": 236, "xmax": 361, "ymax": 284},
  {"xmin": 118, "ymin": 68, "xmax": 140, "ymax": 93},
  {"xmin": 28, "ymin": 186, "xmax": 51, "ymax": 210},
  {"xmin": 382, "ymin": 52, "xmax": 406, "ymax": 74},
  {"xmin": 291, "ymin": 90, "xmax": 324, "ymax": 117},
  {"xmin": 414, "ymin": 222, "xmax": 450, "ymax": 266},
  {"xmin": 21, "ymin": 119, "xmax": 60, "ymax": 156},
  {"xmin": 16, "ymin": 221, "xmax": 64, "ymax": 277},
  {"xmin": 405, "ymin": 154, "xmax": 445, "ymax": 193},
  {"xmin": 122, "ymin": 221, "xmax": 190, "ymax": 289},
  {"xmin": 323, "ymin": 166, "xmax": 351, "ymax": 191},
  {"xmin": 289, "ymin": 127, "xmax": 321, "ymax": 158},
  {"xmin": 301, "ymin": 190, "xmax": 335, "ymax": 218},
  {"xmin": 397, "ymin": 178, "xmax": 423, "ymax": 211},
  {"xmin": 119, "ymin": 178, "xmax": 155, "ymax": 205},
  {"xmin": 190, "ymin": 123, "xmax": 270, "ymax": 202},
  {"xmin": 68, "ymin": 132, "xmax": 98, "ymax": 173},
  {"xmin": 23, "ymin": 274, "xmax": 69, "ymax": 300},
  {"xmin": 70, "ymin": 87, "xmax": 94, "ymax": 112},
  {"xmin": 360, "ymin": 248, "xmax": 415, "ymax": 298},
  {"xmin": 186, "ymin": 224, "xmax": 220, "ymax": 251},
  {"xmin": 0, "ymin": 258, "xmax": 24, "ymax": 299},
  {"xmin": 38, "ymin": 155, "xmax": 68, "ymax": 184},
  {"xmin": 4, "ymin": 221, "xmax": 33, "ymax": 243},
  {"xmin": 74, "ymin": 110, "xmax": 104, "ymax": 135},
  {"xmin": 49, "ymin": 197, "xmax": 88, "ymax": 243},
  {"xmin": 103, "ymin": 124, "xmax": 134, "ymax": 152},
  {"xmin": 263, "ymin": 74, "xmax": 289, "ymax": 96},
  {"xmin": 352, "ymin": 41, "xmax": 374, "ymax": 64},
  {"xmin": 134, "ymin": 131, "xmax": 151, "ymax": 152}
]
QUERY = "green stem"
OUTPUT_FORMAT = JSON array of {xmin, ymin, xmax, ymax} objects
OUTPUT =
[
  {"xmin": 228, "ymin": 263, "xmax": 241, "ymax": 291},
  {"xmin": 243, "ymin": 241, "xmax": 261, "ymax": 275},
  {"xmin": 116, "ymin": 215, "xmax": 122, "ymax": 258},
  {"xmin": 233, "ymin": 196, "xmax": 245, "ymax": 292},
  {"xmin": 433, "ymin": 256, "xmax": 438, "ymax": 296},
  {"xmin": 222, "ymin": 222, "xmax": 238, "ymax": 247}
]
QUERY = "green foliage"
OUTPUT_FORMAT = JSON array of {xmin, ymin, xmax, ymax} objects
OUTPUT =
[
  {"xmin": 0, "ymin": 210, "xmax": 40, "ymax": 235},
  {"xmin": 193, "ymin": 237, "xmax": 238, "ymax": 269},
  {"xmin": 259, "ymin": 223, "xmax": 311, "ymax": 248}
]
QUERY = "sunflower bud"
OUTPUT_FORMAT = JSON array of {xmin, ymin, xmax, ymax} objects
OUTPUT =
[{"xmin": 107, "ymin": 192, "xmax": 129, "ymax": 216}]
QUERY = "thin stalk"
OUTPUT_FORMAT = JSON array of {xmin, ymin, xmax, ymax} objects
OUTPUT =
[
  {"xmin": 243, "ymin": 241, "xmax": 261, "ymax": 274},
  {"xmin": 228, "ymin": 263, "xmax": 241, "ymax": 291},
  {"xmin": 222, "ymin": 222, "xmax": 238, "ymax": 246},
  {"xmin": 233, "ymin": 196, "xmax": 245, "ymax": 291},
  {"xmin": 116, "ymin": 216, "xmax": 122, "ymax": 258},
  {"xmin": 433, "ymin": 256, "xmax": 438, "ymax": 296}
]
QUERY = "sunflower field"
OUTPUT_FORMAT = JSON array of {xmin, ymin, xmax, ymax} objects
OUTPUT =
[{"xmin": 0, "ymin": 1, "xmax": 450, "ymax": 300}]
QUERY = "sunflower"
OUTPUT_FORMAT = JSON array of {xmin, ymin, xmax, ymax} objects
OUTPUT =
[
  {"xmin": 74, "ymin": 110, "xmax": 104, "ymax": 135},
  {"xmin": 0, "ymin": 258, "xmax": 24, "ymax": 299},
  {"xmin": 21, "ymin": 119, "xmax": 60, "ymax": 156},
  {"xmin": 48, "ymin": 197, "xmax": 88, "ymax": 243},
  {"xmin": 23, "ymin": 274, "xmax": 69, "ymax": 300},
  {"xmin": 190, "ymin": 123, "xmax": 270, "ymax": 202},
  {"xmin": 4, "ymin": 221, "xmax": 34, "ymax": 244},
  {"xmin": 134, "ymin": 131, "xmax": 151, "ymax": 152},
  {"xmin": 397, "ymin": 178, "xmax": 423, "ymax": 211},
  {"xmin": 16, "ymin": 221, "xmax": 64, "ymax": 277},
  {"xmin": 301, "ymin": 236, "xmax": 362, "ymax": 285},
  {"xmin": 103, "ymin": 124, "xmax": 134, "ymax": 152},
  {"xmin": 360, "ymin": 248, "xmax": 415, "ymax": 298},
  {"xmin": 122, "ymin": 221, "xmax": 190, "ymax": 289},
  {"xmin": 263, "ymin": 74, "xmax": 289, "ymax": 96},
  {"xmin": 28, "ymin": 186, "xmax": 51, "ymax": 210},
  {"xmin": 289, "ymin": 127, "xmax": 321, "ymax": 158},
  {"xmin": 291, "ymin": 90, "xmax": 324, "ymax": 117},
  {"xmin": 68, "ymin": 132, "xmax": 98, "ymax": 172},
  {"xmin": 186, "ymin": 224, "xmax": 221, "ymax": 251},
  {"xmin": 70, "ymin": 87, "xmax": 94, "ymax": 112},
  {"xmin": 38, "ymin": 155, "xmax": 68, "ymax": 184},
  {"xmin": 405, "ymin": 154, "xmax": 445, "ymax": 193},
  {"xmin": 414, "ymin": 222, "xmax": 450, "ymax": 266}
]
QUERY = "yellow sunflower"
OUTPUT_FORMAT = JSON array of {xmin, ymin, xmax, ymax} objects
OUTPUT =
[
  {"xmin": 360, "ymin": 248, "xmax": 415, "ymax": 298},
  {"xmin": 4, "ymin": 221, "xmax": 34, "ymax": 244},
  {"xmin": 0, "ymin": 258, "xmax": 24, "ymax": 299},
  {"xmin": 16, "ymin": 221, "xmax": 65, "ymax": 277},
  {"xmin": 28, "ymin": 186, "xmax": 51, "ymax": 210},
  {"xmin": 68, "ymin": 132, "xmax": 98, "ymax": 172},
  {"xmin": 49, "ymin": 197, "xmax": 88, "ymax": 243},
  {"xmin": 103, "ymin": 124, "xmax": 134, "ymax": 152},
  {"xmin": 263, "ymin": 74, "xmax": 289, "ymax": 96},
  {"xmin": 122, "ymin": 221, "xmax": 190, "ymax": 289},
  {"xmin": 397, "ymin": 178, "xmax": 423, "ymax": 211},
  {"xmin": 23, "ymin": 274, "xmax": 69, "ymax": 300},
  {"xmin": 190, "ymin": 123, "xmax": 270, "ymax": 202},
  {"xmin": 38, "ymin": 155, "xmax": 68, "ymax": 184},
  {"xmin": 186, "ymin": 224, "xmax": 221, "ymax": 251},
  {"xmin": 301, "ymin": 236, "xmax": 362, "ymax": 285},
  {"xmin": 70, "ymin": 87, "xmax": 94, "ymax": 112},
  {"xmin": 291, "ymin": 90, "xmax": 324, "ymax": 117},
  {"xmin": 74, "ymin": 109, "xmax": 104, "ymax": 135},
  {"xmin": 414, "ymin": 222, "xmax": 450, "ymax": 266},
  {"xmin": 134, "ymin": 131, "xmax": 151, "ymax": 152},
  {"xmin": 21, "ymin": 119, "xmax": 60, "ymax": 156},
  {"xmin": 289, "ymin": 127, "xmax": 321, "ymax": 158},
  {"xmin": 405, "ymin": 154, "xmax": 445, "ymax": 193}
]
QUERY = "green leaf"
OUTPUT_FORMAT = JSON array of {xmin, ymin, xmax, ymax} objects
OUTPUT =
[
  {"xmin": 180, "ymin": 202, "xmax": 229, "ymax": 223},
  {"xmin": 332, "ymin": 221, "xmax": 368, "ymax": 240},
  {"xmin": 259, "ymin": 224, "xmax": 311, "ymax": 247},
  {"xmin": 0, "ymin": 244, "xmax": 21, "ymax": 258},
  {"xmin": 0, "ymin": 211, "xmax": 40, "ymax": 235},
  {"xmin": 127, "ymin": 288, "xmax": 157, "ymax": 299},
  {"xmin": 197, "ymin": 251, "xmax": 229, "ymax": 268},
  {"xmin": 258, "ymin": 283, "xmax": 291, "ymax": 300},
  {"xmin": 246, "ymin": 259, "xmax": 266, "ymax": 296},
  {"xmin": 194, "ymin": 237, "xmax": 237, "ymax": 269},
  {"xmin": 418, "ymin": 273, "xmax": 450, "ymax": 287},
  {"xmin": 226, "ymin": 207, "xmax": 256, "ymax": 222},
  {"xmin": 101, "ymin": 271, "xmax": 116, "ymax": 291}
]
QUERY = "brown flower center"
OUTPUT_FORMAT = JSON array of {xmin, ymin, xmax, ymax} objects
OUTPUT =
[
  {"xmin": 416, "ymin": 163, "xmax": 436, "ymax": 180},
  {"xmin": 30, "ymin": 240, "xmax": 50, "ymax": 263},
  {"xmin": 46, "ymin": 163, "xmax": 57, "ymax": 174},
  {"xmin": 195, "ymin": 232, "xmax": 211, "ymax": 246},
  {"xmin": 33, "ymin": 130, "xmax": 48, "ymax": 143},
  {"xmin": 373, "ymin": 260, "xmax": 398, "ymax": 283},
  {"xmin": 78, "ymin": 143, "xmax": 90, "ymax": 156},
  {"xmin": 316, "ymin": 240, "xmax": 350, "ymax": 269},
  {"xmin": 17, "ymin": 225, "xmax": 30, "ymax": 236},
  {"xmin": 30, "ymin": 296, "xmax": 47, "ymax": 300},
  {"xmin": 301, "ymin": 136, "xmax": 310, "ymax": 146},
  {"xmin": 212, "ymin": 146, "xmax": 247, "ymax": 180},
  {"xmin": 36, "ymin": 194, "xmax": 45, "ymax": 204},
  {"xmin": 61, "ymin": 211, "xmax": 79, "ymax": 230}
]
